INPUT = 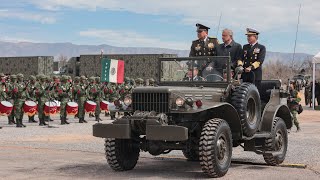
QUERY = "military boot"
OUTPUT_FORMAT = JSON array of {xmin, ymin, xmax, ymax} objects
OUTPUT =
[
  {"xmin": 39, "ymin": 119, "xmax": 47, "ymax": 126},
  {"xmin": 28, "ymin": 116, "xmax": 37, "ymax": 123},
  {"xmin": 61, "ymin": 117, "xmax": 66, "ymax": 125},
  {"xmin": 20, "ymin": 119, "xmax": 26, "ymax": 127},
  {"xmin": 8, "ymin": 117, "xmax": 16, "ymax": 125},
  {"xmin": 105, "ymin": 112, "xmax": 109, "ymax": 117}
]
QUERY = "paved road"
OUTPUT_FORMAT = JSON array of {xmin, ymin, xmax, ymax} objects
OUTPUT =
[{"xmin": 0, "ymin": 109, "xmax": 320, "ymax": 179}]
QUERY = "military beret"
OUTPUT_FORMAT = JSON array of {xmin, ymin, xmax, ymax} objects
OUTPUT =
[
  {"xmin": 246, "ymin": 28, "xmax": 259, "ymax": 35},
  {"xmin": 196, "ymin": 23, "xmax": 210, "ymax": 31}
]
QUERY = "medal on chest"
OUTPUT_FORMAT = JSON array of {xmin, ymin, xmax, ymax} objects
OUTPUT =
[
  {"xmin": 195, "ymin": 44, "xmax": 201, "ymax": 51},
  {"xmin": 208, "ymin": 42, "xmax": 214, "ymax": 49}
]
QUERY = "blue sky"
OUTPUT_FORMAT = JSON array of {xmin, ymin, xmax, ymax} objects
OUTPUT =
[{"xmin": 0, "ymin": 0, "xmax": 319, "ymax": 55}]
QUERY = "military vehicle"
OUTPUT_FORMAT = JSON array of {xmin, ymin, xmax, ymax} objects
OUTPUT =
[{"xmin": 93, "ymin": 56, "xmax": 292, "ymax": 178}]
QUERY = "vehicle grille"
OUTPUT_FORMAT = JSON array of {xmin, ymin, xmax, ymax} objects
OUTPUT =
[{"xmin": 132, "ymin": 92, "xmax": 169, "ymax": 113}]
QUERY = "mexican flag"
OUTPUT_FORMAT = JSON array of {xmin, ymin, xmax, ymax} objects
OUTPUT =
[{"xmin": 101, "ymin": 58, "xmax": 125, "ymax": 83}]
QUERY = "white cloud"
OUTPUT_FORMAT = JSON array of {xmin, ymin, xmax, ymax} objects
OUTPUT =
[
  {"xmin": 79, "ymin": 29, "xmax": 188, "ymax": 50},
  {"xmin": 0, "ymin": 9, "xmax": 56, "ymax": 24},
  {"xmin": 28, "ymin": 0, "xmax": 320, "ymax": 34}
]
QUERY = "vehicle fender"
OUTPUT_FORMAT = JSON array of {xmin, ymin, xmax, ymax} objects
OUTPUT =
[{"xmin": 259, "ymin": 104, "xmax": 292, "ymax": 132}]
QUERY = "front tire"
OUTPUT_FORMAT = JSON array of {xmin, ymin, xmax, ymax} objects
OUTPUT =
[
  {"xmin": 263, "ymin": 117, "xmax": 288, "ymax": 165},
  {"xmin": 199, "ymin": 118, "xmax": 232, "ymax": 178},
  {"xmin": 105, "ymin": 138, "xmax": 140, "ymax": 171}
]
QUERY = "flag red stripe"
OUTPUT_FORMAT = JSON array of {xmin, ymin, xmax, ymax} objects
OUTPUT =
[{"xmin": 117, "ymin": 60, "xmax": 125, "ymax": 84}]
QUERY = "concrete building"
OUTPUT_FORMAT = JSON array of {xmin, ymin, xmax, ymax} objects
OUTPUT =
[{"xmin": 0, "ymin": 56, "xmax": 54, "ymax": 77}]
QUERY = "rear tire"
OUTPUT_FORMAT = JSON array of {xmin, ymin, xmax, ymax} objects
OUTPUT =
[
  {"xmin": 105, "ymin": 138, "xmax": 140, "ymax": 171},
  {"xmin": 231, "ymin": 83, "xmax": 261, "ymax": 137},
  {"xmin": 199, "ymin": 118, "xmax": 232, "ymax": 178},
  {"xmin": 263, "ymin": 117, "xmax": 288, "ymax": 165}
]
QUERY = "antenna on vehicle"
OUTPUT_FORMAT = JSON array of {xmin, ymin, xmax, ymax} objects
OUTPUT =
[
  {"xmin": 291, "ymin": 4, "xmax": 302, "ymax": 71},
  {"xmin": 216, "ymin": 13, "xmax": 222, "ymax": 37}
]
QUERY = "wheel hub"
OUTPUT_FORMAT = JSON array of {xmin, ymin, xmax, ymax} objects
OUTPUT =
[
  {"xmin": 275, "ymin": 130, "xmax": 283, "ymax": 151},
  {"xmin": 217, "ymin": 137, "xmax": 227, "ymax": 161}
]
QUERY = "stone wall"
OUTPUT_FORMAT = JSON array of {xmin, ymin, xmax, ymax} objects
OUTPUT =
[
  {"xmin": 79, "ymin": 54, "xmax": 177, "ymax": 79},
  {"xmin": 0, "ymin": 56, "xmax": 54, "ymax": 77}
]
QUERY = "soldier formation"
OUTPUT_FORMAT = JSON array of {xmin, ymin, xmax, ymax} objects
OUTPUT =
[{"xmin": 0, "ymin": 72, "xmax": 155, "ymax": 129}]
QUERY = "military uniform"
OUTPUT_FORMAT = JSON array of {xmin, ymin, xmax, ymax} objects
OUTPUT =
[
  {"xmin": 288, "ymin": 83, "xmax": 301, "ymax": 131},
  {"xmin": 27, "ymin": 75, "xmax": 38, "ymax": 123},
  {"xmin": 88, "ymin": 77, "xmax": 102, "ymax": 121},
  {"xmin": 13, "ymin": 74, "xmax": 29, "ymax": 127},
  {"xmin": 77, "ymin": 76, "xmax": 88, "ymax": 123},
  {"xmin": 56, "ymin": 76, "xmax": 72, "ymax": 125},
  {"xmin": 35, "ymin": 75, "xmax": 49, "ymax": 126},
  {"xmin": 7, "ymin": 75, "xmax": 17, "ymax": 125},
  {"xmin": 72, "ymin": 77, "xmax": 81, "ymax": 118},
  {"xmin": 0, "ymin": 73, "xmax": 6, "ymax": 129},
  {"xmin": 238, "ymin": 28, "xmax": 266, "ymax": 90}
]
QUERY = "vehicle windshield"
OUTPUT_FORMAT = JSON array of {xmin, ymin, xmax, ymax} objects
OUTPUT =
[{"xmin": 160, "ymin": 56, "xmax": 230, "ymax": 83}]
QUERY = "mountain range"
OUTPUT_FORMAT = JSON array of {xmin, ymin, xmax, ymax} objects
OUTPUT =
[{"xmin": 0, "ymin": 41, "xmax": 313, "ymax": 63}]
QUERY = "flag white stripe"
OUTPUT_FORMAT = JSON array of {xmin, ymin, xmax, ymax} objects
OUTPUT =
[{"xmin": 109, "ymin": 60, "xmax": 118, "ymax": 83}]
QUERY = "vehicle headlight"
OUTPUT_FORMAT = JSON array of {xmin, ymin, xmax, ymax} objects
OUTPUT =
[
  {"xmin": 124, "ymin": 97, "xmax": 132, "ymax": 106},
  {"xmin": 175, "ymin": 97, "xmax": 185, "ymax": 107}
]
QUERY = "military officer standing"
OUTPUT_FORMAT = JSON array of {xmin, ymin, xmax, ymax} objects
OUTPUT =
[
  {"xmin": 189, "ymin": 23, "xmax": 219, "ymax": 57},
  {"xmin": 238, "ymin": 28, "xmax": 266, "ymax": 90}
]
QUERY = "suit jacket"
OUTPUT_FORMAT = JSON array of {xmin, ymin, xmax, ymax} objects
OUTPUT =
[{"xmin": 241, "ymin": 43, "xmax": 266, "ymax": 81}]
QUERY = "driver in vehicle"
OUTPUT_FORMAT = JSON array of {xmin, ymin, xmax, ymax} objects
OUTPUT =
[{"xmin": 183, "ymin": 64, "xmax": 204, "ymax": 81}]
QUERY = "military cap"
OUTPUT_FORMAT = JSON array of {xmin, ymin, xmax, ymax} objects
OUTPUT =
[
  {"xmin": 125, "ymin": 77, "xmax": 130, "ymax": 82},
  {"xmin": 29, "ymin": 75, "xmax": 36, "ymax": 80},
  {"xmin": 0, "ymin": 73, "xmax": 5, "ymax": 77},
  {"xmin": 95, "ymin": 77, "xmax": 101, "ymax": 82},
  {"xmin": 136, "ymin": 78, "xmax": 144, "ymax": 83},
  {"xmin": 80, "ymin": 76, "xmax": 86, "ymax": 80},
  {"xmin": 89, "ymin": 76, "xmax": 96, "ymax": 82},
  {"xmin": 245, "ymin": 28, "xmax": 259, "ymax": 35},
  {"xmin": 17, "ymin": 73, "xmax": 24, "ymax": 78},
  {"xmin": 74, "ymin": 76, "xmax": 80, "ymax": 81},
  {"xmin": 61, "ymin": 75, "xmax": 68, "ymax": 81},
  {"xmin": 40, "ymin": 75, "xmax": 47, "ymax": 80},
  {"xmin": 36, "ymin": 74, "xmax": 42, "ymax": 80},
  {"xmin": 196, "ymin": 23, "xmax": 210, "ymax": 31},
  {"xmin": 10, "ymin": 75, "xmax": 17, "ymax": 79}
]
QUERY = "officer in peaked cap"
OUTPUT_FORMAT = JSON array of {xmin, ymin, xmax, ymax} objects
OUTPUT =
[
  {"xmin": 189, "ymin": 23, "xmax": 219, "ymax": 58},
  {"xmin": 237, "ymin": 28, "xmax": 266, "ymax": 90}
]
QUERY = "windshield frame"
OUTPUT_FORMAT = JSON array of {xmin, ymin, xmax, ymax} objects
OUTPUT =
[{"xmin": 158, "ymin": 56, "xmax": 231, "ymax": 87}]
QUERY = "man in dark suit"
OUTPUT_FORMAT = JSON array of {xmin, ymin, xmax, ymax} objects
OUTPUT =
[
  {"xmin": 216, "ymin": 28, "xmax": 242, "ymax": 68},
  {"xmin": 237, "ymin": 28, "xmax": 266, "ymax": 90}
]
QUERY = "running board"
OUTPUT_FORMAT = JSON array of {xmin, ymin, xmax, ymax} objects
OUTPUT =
[{"xmin": 242, "ymin": 132, "xmax": 271, "ymax": 140}]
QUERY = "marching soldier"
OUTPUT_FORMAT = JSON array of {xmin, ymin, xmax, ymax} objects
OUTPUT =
[
  {"xmin": 56, "ymin": 75, "xmax": 72, "ymax": 125},
  {"xmin": 7, "ymin": 75, "xmax": 17, "ymax": 125},
  {"xmin": 72, "ymin": 76, "xmax": 81, "ymax": 118},
  {"xmin": 35, "ymin": 75, "xmax": 49, "ymax": 126},
  {"xmin": 288, "ymin": 81, "xmax": 301, "ymax": 132},
  {"xmin": 27, "ymin": 75, "xmax": 38, "ymax": 123},
  {"xmin": 237, "ymin": 28, "xmax": 266, "ymax": 90},
  {"xmin": 13, "ymin": 73, "xmax": 29, "ymax": 127},
  {"xmin": 0, "ymin": 73, "xmax": 8, "ymax": 129},
  {"xmin": 77, "ymin": 76, "xmax": 88, "ymax": 123}
]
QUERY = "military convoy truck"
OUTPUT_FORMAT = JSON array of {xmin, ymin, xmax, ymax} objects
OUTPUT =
[{"xmin": 93, "ymin": 56, "xmax": 292, "ymax": 178}]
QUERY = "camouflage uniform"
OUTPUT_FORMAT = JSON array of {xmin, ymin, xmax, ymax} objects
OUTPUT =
[
  {"xmin": 288, "ymin": 83, "xmax": 301, "ymax": 131},
  {"xmin": 56, "ymin": 75, "xmax": 72, "ymax": 125},
  {"xmin": 35, "ymin": 75, "xmax": 49, "ymax": 126},
  {"xmin": 76, "ymin": 76, "xmax": 88, "ymax": 123},
  {"xmin": 7, "ymin": 75, "xmax": 16, "ymax": 125},
  {"xmin": 0, "ymin": 73, "xmax": 6, "ymax": 129},
  {"xmin": 27, "ymin": 75, "xmax": 38, "ymax": 123},
  {"xmin": 72, "ymin": 77, "xmax": 81, "ymax": 118},
  {"xmin": 94, "ymin": 77, "xmax": 102, "ymax": 121},
  {"xmin": 13, "ymin": 74, "xmax": 29, "ymax": 127}
]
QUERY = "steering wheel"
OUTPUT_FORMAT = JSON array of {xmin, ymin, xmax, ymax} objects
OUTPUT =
[{"xmin": 205, "ymin": 74, "xmax": 224, "ymax": 82}]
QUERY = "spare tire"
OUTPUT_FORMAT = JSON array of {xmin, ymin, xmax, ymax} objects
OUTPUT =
[{"xmin": 231, "ymin": 83, "xmax": 261, "ymax": 137}]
